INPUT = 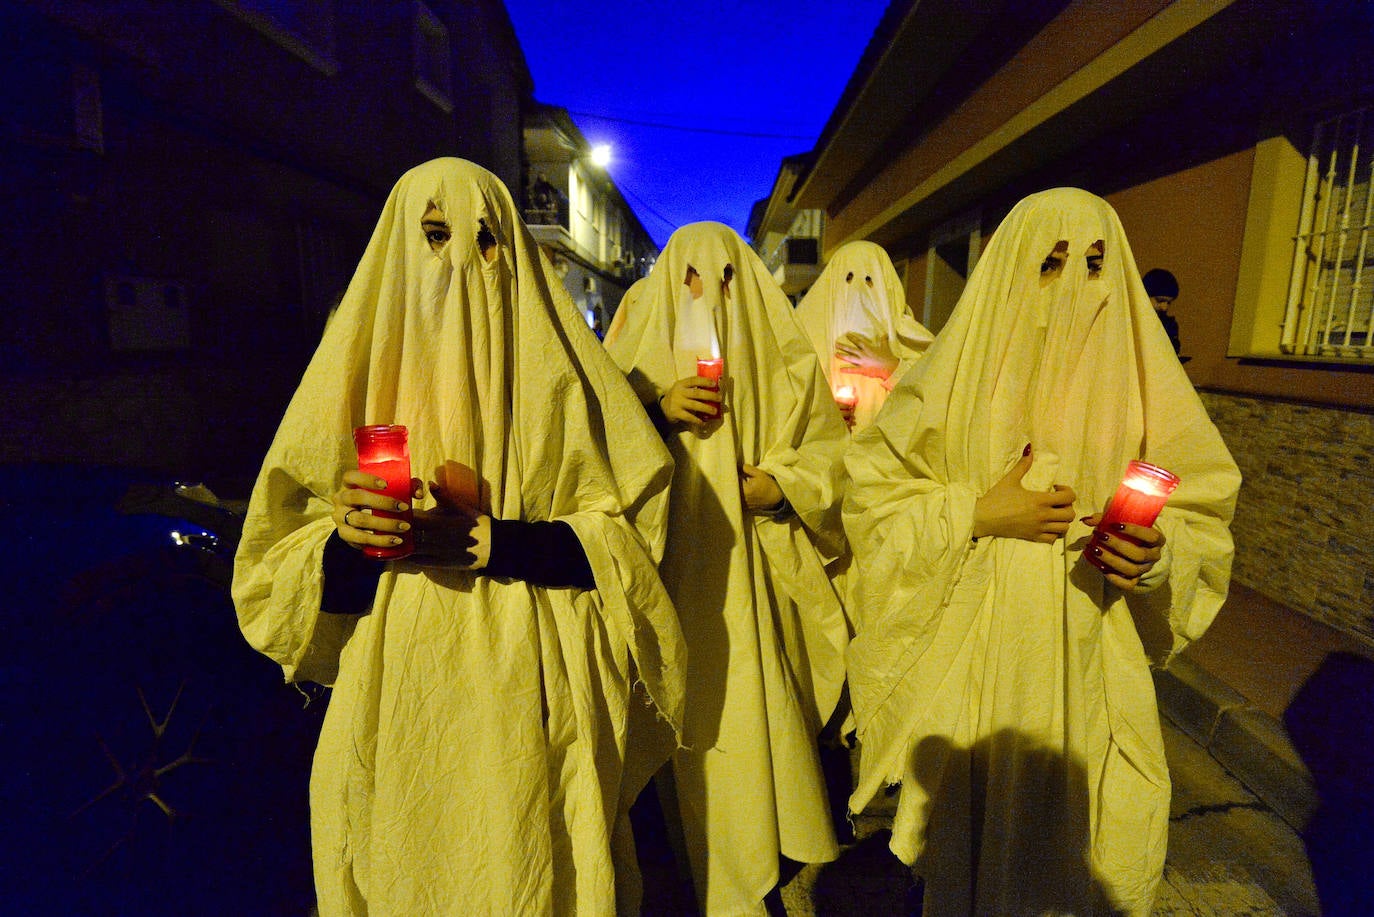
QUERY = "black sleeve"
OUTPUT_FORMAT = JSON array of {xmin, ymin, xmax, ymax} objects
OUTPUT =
[
  {"xmin": 483, "ymin": 518, "xmax": 596, "ymax": 590},
  {"xmin": 644, "ymin": 394, "xmax": 674, "ymax": 439},
  {"xmin": 321, "ymin": 531, "xmax": 384, "ymax": 615},
  {"xmin": 1160, "ymin": 312, "xmax": 1182, "ymax": 354}
]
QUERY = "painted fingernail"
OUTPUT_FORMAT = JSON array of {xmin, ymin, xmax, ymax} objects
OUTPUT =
[
  {"xmin": 396, "ymin": 502, "xmax": 409, "ymax": 511},
  {"xmin": 1023, "ymin": 443, "xmax": 1032, "ymax": 456},
  {"xmin": 391, "ymin": 537, "xmax": 403, "ymax": 545},
  {"xmin": 375, "ymin": 478, "xmax": 387, "ymax": 488},
  {"xmin": 1079, "ymin": 516, "xmax": 1093, "ymax": 524},
  {"xmin": 398, "ymin": 522, "xmax": 411, "ymax": 532}
]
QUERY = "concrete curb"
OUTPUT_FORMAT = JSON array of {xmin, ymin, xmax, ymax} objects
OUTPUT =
[{"xmin": 1154, "ymin": 656, "xmax": 1317, "ymax": 829}]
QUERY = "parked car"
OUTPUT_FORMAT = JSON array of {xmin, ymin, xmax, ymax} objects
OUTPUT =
[{"xmin": 0, "ymin": 465, "xmax": 321, "ymax": 915}]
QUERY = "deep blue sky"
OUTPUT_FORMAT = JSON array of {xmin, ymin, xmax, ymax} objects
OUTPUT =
[{"xmin": 503, "ymin": 0, "xmax": 891, "ymax": 248}]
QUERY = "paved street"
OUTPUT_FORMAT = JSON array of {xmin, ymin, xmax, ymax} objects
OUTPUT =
[
  {"xmin": 1154, "ymin": 720, "xmax": 1318, "ymax": 915},
  {"xmin": 763, "ymin": 719, "xmax": 1320, "ymax": 915}
]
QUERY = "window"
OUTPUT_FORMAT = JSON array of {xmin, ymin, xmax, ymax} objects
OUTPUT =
[
  {"xmin": 412, "ymin": 2, "xmax": 453, "ymax": 113},
  {"xmin": 784, "ymin": 237, "xmax": 819, "ymax": 265},
  {"xmin": 1232, "ymin": 115, "xmax": 1374, "ymax": 365},
  {"xmin": 1280, "ymin": 108, "xmax": 1374, "ymax": 359},
  {"xmin": 104, "ymin": 276, "xmax": 191, "ymax": 351}
]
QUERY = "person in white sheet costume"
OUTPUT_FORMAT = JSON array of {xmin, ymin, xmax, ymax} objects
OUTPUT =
[
  {"xmin": 843, "ymin": 189, "xmax": 1240, "ymax": 916},
  {"xmin": 232, "ymin": 158, "xmax": 686, "ymax": 916},
  {"xmin": 603, "ymin": 276, "xmax": 646, "ymax": 348},
  {"xmin": 606, "ymin": 222, "xmax": 850, "ymax": 915},
  {"xmin": 794, "ymin": 240, "xmax": 934, "ymax": 432}
]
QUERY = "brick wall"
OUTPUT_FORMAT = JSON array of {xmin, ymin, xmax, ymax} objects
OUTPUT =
[{"xmin": 1201, "ymin": 391, "xmax": 1374, "ymax": 650}]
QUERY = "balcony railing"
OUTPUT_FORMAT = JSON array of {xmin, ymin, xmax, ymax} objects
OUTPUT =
[{"xmin": 525, "ymin": 182, "xmax": 569, "ymax": 230}]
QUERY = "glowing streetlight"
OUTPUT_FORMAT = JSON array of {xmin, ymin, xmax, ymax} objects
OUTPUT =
[{"xmin": 590, "ymin": 143, "xmax": 612, "ymax": 168}]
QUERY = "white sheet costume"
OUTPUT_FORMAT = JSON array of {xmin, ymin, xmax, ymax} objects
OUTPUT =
[
  {"xmin": 232, "ymin": 159, "xmax": 686, "ymax": 916},
  {"xmin": 844, "ymin": 189, "xmax": 1240, "ymax": 915},
  {"xmin": 794, "ymin": 240, "xmax": 934, "ymax": 432},
  {"xmin": 607, "ymin": 222, "xmax": 850, "ymax": 915},
  {"xmin": 603, "ymin": 276, "xmax": 645, "ymax": 348}
]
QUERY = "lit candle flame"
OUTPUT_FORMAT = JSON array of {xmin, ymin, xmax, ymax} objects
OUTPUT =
[{"xmin": 1123, "ymin": 465, "xmax": 1176, "ymax": 497}]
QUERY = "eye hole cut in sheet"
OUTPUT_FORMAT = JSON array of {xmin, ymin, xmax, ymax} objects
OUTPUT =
[{"xmin": 674, "ymin": 263, "xmax": 725, "ymax": 376}]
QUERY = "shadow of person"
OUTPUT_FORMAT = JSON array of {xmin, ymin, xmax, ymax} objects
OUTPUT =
[
  {"xmin": 1283, "ymin": 650, "xmax": 1374, "ymax": 917},
  {"xmin": 816, "ymin": 730, "xmax": 1124, "ymax": 915},
  {"xmin": 620, "ymin": 415, "xmax": 736, "ymax": 913},
  {"xmin": 811, "ymin": 828, "xmax": 921, "ymax": 916}
]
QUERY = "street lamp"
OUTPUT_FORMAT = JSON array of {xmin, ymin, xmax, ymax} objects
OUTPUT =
[{"xmin": 590, "ymin": 143, "xmax": 611, "ymax": 168}]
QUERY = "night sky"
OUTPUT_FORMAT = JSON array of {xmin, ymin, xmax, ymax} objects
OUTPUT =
[{"xmin": 503, "ymin": 0, "xmax": 892, "ymax": 247}]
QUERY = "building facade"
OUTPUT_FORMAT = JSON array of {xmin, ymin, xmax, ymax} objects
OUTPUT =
[
  {"xmin": 522, "ymin": 102, "xmax": 658, "ymax": 333},
  {"xmin": 2, "ymin": 0, "xmax": 532, "ymax": 485},
  {"xmin": 747, "ymin": 153, "xmax": 824, "ymax": 300},
  {"xmin": 758, "ymin": 0, "xmax": 1374, "ymax": 646}
]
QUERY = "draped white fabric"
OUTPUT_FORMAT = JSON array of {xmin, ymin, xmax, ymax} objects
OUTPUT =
[
  {"xmin": 603, "ymin": 276, "xmax": 646, "ymax": 347},
  {"xmin": 794, "ymin": 240, "xmax": 934, "ymax": 431},
  {"xmin": 844, "ymin": 189, "xmax": 1240, "ymax": 916},
  {"xmin": 232, "ymin": 158, "xmax": 686, "ymax": 915},
  {"xmin": 607, "ymin": 222, "xmax": 849, "ymax": 915}
]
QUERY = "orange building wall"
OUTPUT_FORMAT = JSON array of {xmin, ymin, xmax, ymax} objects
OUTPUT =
[
  {"xmin": 1108, "ymin": 151, "xmax": 1374, "ymax": 408},
  {"xmin": 1108, "ymin": 151, "xmax": 1253, "ymax": 383},
  {"xmin": 903, "ymin": 251, "xmax": 929, "ymax": 326},
  {"xmin": 1111, "ymin": 154, "xmax": 1374, "ymax": 641}
]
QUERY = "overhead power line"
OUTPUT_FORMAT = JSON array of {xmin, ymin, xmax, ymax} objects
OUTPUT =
[
  {"xmin": 567, "ymin": 109, "xmax": 813, "ymax": 141},
  {"xmin": 617, "ymin": 181, "xmax": 680, "ymax": 239}
]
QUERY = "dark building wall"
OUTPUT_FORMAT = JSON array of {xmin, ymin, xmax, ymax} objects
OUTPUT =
[{"xmin": 1, "ymin": 1, "xmax": 531, "ymax": 489}]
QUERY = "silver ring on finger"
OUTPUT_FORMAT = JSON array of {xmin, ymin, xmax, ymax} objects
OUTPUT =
[{"xmin": 346, "ymin": 510, "xmax": 361, "ymax": 529}]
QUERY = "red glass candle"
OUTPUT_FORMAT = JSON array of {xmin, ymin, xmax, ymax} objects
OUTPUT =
[
  {"xmin": 834, "ymin": 384, "xmax": 858, "ymax": 411},
  {"xmin": 352, "ymin": 424, "xmax": 415, "ymax": 560},
  {"xmin": 697, "ymin": 357, "xmax": 724, "ymax": 418},
  {"xmin": 1088, "ymin": 460, "xmax": 1179, "ymax": 571}
]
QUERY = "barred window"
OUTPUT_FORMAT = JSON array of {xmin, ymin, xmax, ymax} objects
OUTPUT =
[{"xmin": 1281, "ymin": 108, "xmax": 1374, "ymax": 360}]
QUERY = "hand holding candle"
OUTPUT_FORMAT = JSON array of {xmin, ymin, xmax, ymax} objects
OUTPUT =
[
  {"xmin": 696, "ymin": 356, "xmax": 725, "ymax": 419},
  {"xmin": 350, "ymin": 424, "xmax": 416, "ymax": 559},
  {"xmin": 659, "ymin": 371, "xmax": 723, "ymax": 425},
  {"xmin": 1096, "ymin": 461, "xmax": 1179, "ymax": 530},
  {"xmin": 1086, "ymin": 460, "xmax": 1177, "ymax": 579}
]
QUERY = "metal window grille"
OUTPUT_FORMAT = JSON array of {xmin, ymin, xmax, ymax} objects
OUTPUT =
[{"xmin": 1282, "ymin": 108, "xmax": 1374, "ymax": 359}]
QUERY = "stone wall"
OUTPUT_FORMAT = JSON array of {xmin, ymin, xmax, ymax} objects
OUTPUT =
[{"xmin": 1201, "ymin": 391, "xmax": 1374, "ymax": 650}]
